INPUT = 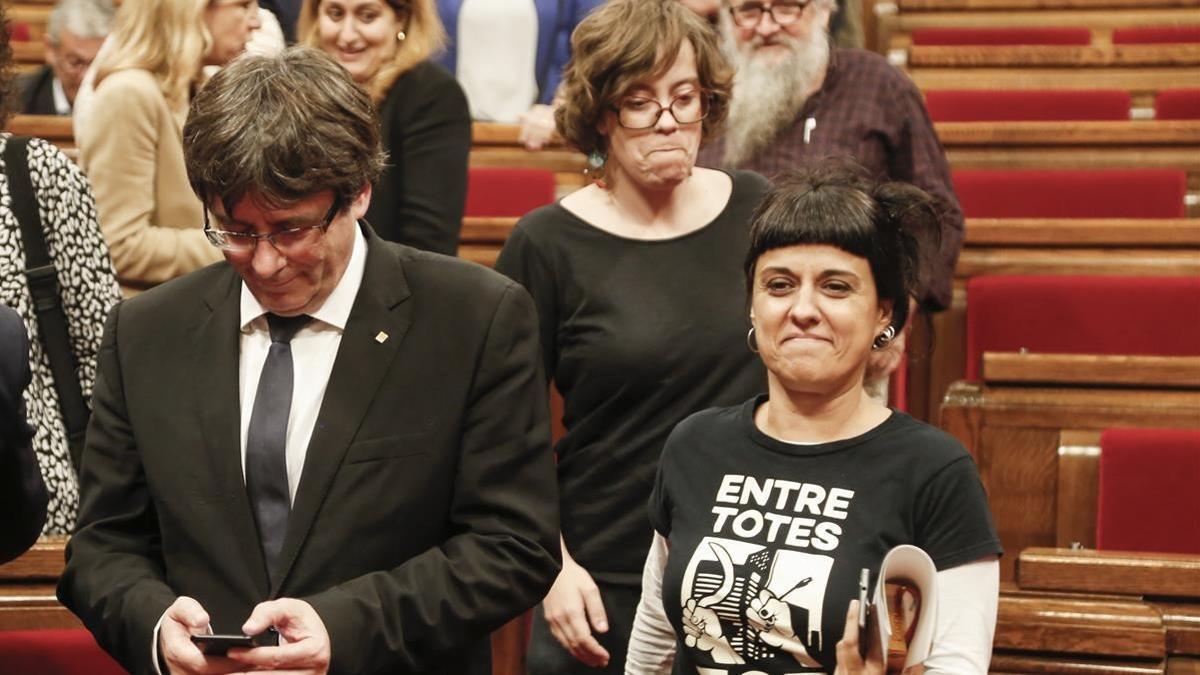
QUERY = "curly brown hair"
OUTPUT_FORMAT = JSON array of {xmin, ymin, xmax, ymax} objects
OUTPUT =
[{"xmin": 555, "ymin": 0, "xmax": 732, "ymax": 157}]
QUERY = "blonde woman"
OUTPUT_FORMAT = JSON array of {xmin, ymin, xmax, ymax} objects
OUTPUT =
[
  {"xmin": 300, "ymin": 0, "xmax": 469, "ymax": 254},
  {"xmin": 79, "ymin": 0, "xmax": 260, "ymax": 294}
]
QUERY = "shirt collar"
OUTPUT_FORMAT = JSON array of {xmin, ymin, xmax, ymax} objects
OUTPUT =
[
  {"xmin": 239, "ymin": 222, "xmax": 368, "ymax": 332},
  {"xmin": 51, "ymin": 76, "xmax": 71, "ymax": 115}
]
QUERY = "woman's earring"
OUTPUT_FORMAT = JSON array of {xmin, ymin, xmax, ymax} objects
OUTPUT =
[
  {"xmin": 872, "ymin": 325, "xmax": 897, "ymax": 351},
  {"xmin": 746, "ymin": 327, "xmax": 759, "ymax": 354},
  {"xmin": 585, "ymin": 149, "xmax": 607, "ymax": 187},
  {"xmin": 396, "ymin": 30, "xmax": 406, "ymax": 42}
]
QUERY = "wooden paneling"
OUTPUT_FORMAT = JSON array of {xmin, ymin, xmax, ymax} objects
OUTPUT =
[
  {"xmin": 897, "ymin": 0, "xmax": 1199, "ymax": 9},
  {"xmin": 1055, "ymin": 430, "xmax": 1101, "ymax": 549},
  {"xmin": 964, "ymin": 218, "xmax": 1200, "ymax": 246},
  {"xmin": 982, "ymin": 353, "xmax": 1200, "ymax": 388},
  {"xmin": 1019, "ymin": 548, "xmax": 1200, "ymax": 598},
  {"xmin": 0, "ymin": 535, "xmax": 66, "ymax": 581},
  {"xmin": 997, "ymin": 590, "xmax": 1166, "ymax": 658},
  {"xmin": 939, "ymin": 382, "xmax": 1200, "ymax": 581},
  {"xmin": 905, "ymin": 43, "xmax": 1200, "ymax": 67}
]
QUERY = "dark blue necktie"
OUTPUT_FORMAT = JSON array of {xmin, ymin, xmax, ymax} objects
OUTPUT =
[{"xmin": 245, "ymin": 313, "xmax": 310, "ymax": 586}]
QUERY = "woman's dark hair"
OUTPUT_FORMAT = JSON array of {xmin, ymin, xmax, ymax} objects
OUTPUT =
[
  {"xmin": 744, "ymin": 160, "xmax": 942, "ymax": 335},
  {"xmin": 0, "ymin": 3, "xmax": 15, "ymax": 128}
]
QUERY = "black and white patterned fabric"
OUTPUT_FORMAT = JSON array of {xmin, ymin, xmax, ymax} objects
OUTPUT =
[{"xmin": 0, "ymin": 133, "xmax": 121, "ymax": 534}]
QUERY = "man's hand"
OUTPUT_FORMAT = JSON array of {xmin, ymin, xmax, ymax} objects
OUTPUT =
[
  {"xmin": 542, "ymin": 552, "xmax": 610, "ymax": 667},
  {"xmin": 834, "ymin": 600, "xmax": 885, "ymax": 675},
  {"xmin": 158, "ymin": 597, "xmax": 241, "ymax": 675},
  {"xmin": 517, "ymin": 104, "xmax": 558, "ymax": 151},
  {"xmin": 225, "ymin": 598, "xmax": 331, "ymax": 675}
]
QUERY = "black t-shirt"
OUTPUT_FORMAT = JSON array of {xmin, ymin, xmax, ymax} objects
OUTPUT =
[
  {"xmin": 495, "ymin": 171, "xmax": 771, "ymax": 585},
  {"xmin": 650, "ymin": 397, "xmax": 1002, "ymax": 673}
]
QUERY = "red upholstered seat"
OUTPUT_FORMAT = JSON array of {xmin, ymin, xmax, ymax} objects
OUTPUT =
[
  {"xmin": 1097, "ymin": 428, "xmax": 1200, "ymax": 555},
  {"xmin": 964, "ymin": 275, "xmax": 1200, "ymax": 379},
  {"xmin": 0, "ymin": 629, "xmax": 126, "ymax": 674},
  {"xmin": 464, "ymin": 167, "xmax": 555, "ymax": 218},
  {"xmin": 911, "ymin": 27, "xmax": 1092, "ymax": 45},
  {"xmin": 1112, "ymin": 25, "xmax": 1200, "ymax": 44},
  {"xmin": 1156, "ymin": 88, "xmax": 1200, "ymax": 120},
  {"xmin": 952, "ymin": 169, "xmax": 1187, "ymax": 219},
  {"xmin": 924, "ymin": 89, "xmax": 1131, "ymax": 122},
  {"xmin": 7, "ymin": 21, "xmax": 30, "ymax": 41}
]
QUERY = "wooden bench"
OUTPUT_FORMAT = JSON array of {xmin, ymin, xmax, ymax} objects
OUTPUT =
[
  {"xmin": 937, "ymin": 354, "xmax": 1200, "ymax": 581},
  {"xmin": 471, "ymin": 123, "xmax": 585, "ymax": 199},
  {"xmin": 5, "ymin": 114, "xmax": 76, "ymax": 153},
  {"xmin": 902, "ymin": 217, "xmax": 1200, "ymax": 421}
]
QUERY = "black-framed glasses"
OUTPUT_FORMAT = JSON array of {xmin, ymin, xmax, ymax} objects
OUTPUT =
[
  {"xmin": 203, "ymin": 198, "xmax": 341, "ymax": 255},
  {"xmin": 612, "ymin": 90, "xmax": 711, "ymax": 130},
  {"xmin": 729, "ymin": 0, "xmax": 810, "ymax": 27}
]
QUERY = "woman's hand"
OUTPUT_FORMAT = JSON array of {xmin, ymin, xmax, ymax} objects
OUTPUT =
[
  {"xmin": 543, "ymin": 549, "xmax": 611, "ymax": 667},
  {"xmin": 835, "ymin": 600, "xmax": 885, "ymax": 675},
  {"xmin": 518, "ymin": 104, "xmax": 559, "ymax": 151}
]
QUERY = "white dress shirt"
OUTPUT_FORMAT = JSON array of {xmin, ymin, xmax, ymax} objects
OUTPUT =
[
  {"xmin": 456, "ymin": 0, "xmax": 539, "ymax": 122},
  {"xmin": 150, "ymin": 224, "xmax": 367, "ymax": 673}
]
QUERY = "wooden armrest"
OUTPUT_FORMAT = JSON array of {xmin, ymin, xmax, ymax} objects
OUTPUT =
[
  {"xmin": 0, "ymin": 535, "xmax": 67, "ymax": 581},
  {"xmin": 460, "ymin": 217, "xmax": 518, "ymax": 244},
  {"xmin": 1019, "ymin": 547, "xmax": 1200, "ymax": 598},
  {"xmin": 5, "ymin": 114, "xmax": 74, "ymax": 143},
  {"xmin": 964, "ymin": 218, "xmax": 1200, "ymax": 246},
  {"xmin": 471, "ymin": 122, "xmax": 566, "ymax": 148},
  {"xmin": 908, "ymin": 43, "xmax": 1200, "ymax": 67},
  {"xmin": 996, "ymin": 588, "xmax": 1165, "ymax": 658},
  {"xmin": 935, "ymin": 119, "xmax": 1200, "ymax": 146},
  {"xmin": 982, "ymin": 353, "xmax": 1200, "ymax": 387}
]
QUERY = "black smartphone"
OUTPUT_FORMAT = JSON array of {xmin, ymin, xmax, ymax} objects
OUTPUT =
[{"xmin": 191, "ymin": 629, "xmax": 279, "ymax": 655}]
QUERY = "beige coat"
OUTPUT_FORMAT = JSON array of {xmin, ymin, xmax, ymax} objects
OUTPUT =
[{"xmin": 79, "ymin": 68, "xmax": 221, "ymax": 295}]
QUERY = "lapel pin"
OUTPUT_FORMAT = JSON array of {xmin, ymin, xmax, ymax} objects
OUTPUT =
[{"xmin": 375, "ymin": 331, "xmax": 389, "ymax": 344}]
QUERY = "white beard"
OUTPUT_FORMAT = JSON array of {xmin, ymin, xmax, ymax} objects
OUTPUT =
[{"xmin": 720, "ymin": 21, "xmax": 831, "ymax": 167}]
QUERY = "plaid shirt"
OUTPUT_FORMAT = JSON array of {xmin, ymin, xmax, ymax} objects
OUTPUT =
[{"xmin": 699, "ymin": 48, "xmax": 963, "ymax": 311}]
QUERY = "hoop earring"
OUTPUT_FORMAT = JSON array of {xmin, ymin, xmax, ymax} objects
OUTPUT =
[
  {"xmin": 746, "ymin": 327, "xmax": 759, "ymax": 353},
  {"xmin": 872, "ymin": 325, "xmax": 896, "ymax": 351},
  {"xmin": 396, "ymin": 30, "xmax": 406, "ymax": 42}
]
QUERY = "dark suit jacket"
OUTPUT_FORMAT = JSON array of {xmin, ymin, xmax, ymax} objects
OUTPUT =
[
  {"xmin": 0, "ymin": 304, "xmax": 48, "ymax": 563},
  {"xmin": 16, "ymin": 66, "xmax": 62, "ymax": 116},
  {"xmin": 58, "ymin": 226, "xmax": 561, "ymax": 674}
]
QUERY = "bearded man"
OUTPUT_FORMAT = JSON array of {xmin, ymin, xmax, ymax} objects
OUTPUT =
[{"xmin": 698, "ymin": 0, "xmax": 962, "ymax": 320}]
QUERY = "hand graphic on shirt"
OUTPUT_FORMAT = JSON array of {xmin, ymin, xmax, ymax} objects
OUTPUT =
[
  {"xmin": 682, "ymin": 598, "xmax": 724, "ymax": 652},
  {"xmin": 747, "ymin": 589, "xmax": 795, "ymax": 643}
]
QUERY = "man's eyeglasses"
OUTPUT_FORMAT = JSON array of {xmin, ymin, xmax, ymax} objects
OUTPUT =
[
  {"xmin": 729, "ymin": 0, "xmax": 810, "ymax": 28},
  {"xmin": 203, "ymin": 198, "xmax": 341, "ymax": 255},
  {"xmin": 612, "ymin": 90, "xmax": 711, "ymax": 130}
]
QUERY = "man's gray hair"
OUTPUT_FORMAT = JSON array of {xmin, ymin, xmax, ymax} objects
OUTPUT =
[
  {"xmin": 47, "ymin": 0, "xmax": 114, "ymax": 45},
  {"xmin": 183, "ymin": 46, "xmax": 387, "ymax": 214}
]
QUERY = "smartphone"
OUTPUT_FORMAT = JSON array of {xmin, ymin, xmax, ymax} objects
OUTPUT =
[{"xmin": 191, "ymin": 629, "xmax": 279, "ymax": 655}]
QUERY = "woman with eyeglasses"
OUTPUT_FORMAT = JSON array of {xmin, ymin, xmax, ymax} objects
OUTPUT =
[
  {"xmin": 300, "ymin": 0, "xmax": 469, "ymax": 255},
  {"xmin": 494, "ymin": 2, "xmax": 768, "ymax": 673},
  {"xmin": 79, "ymin": 0, "xmax": 261, "ymax": 294}
]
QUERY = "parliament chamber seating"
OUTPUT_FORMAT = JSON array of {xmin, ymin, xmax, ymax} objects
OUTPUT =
[
  {"xmin": 1156, "ymin": 88, "xmax": 1200, "ymax": 119},
  {"xmin": 924, "ymin": 88, "xmax": 1133, "ymax": 121},
  {"xmin": 1096, "ymin": 427, "xmax": 1200, "ymax": 555},
  {"xmin": 1113, "ymin": 24, "xmax": 1200, "ymax": 44},
  {"xmin": 911, "ymin": 26, "xmax": 1093, "ymax": 45},
  {"xmin": 952, "ymin": 168, "xmax": 1188, "ymax": 218},
  {"xmin": 458, "ymin": 167, "xmax": 554, "ymax": 268},
  {"xmin": 0, "ymin": 628, "xmax": 125, "ymax": 674}
]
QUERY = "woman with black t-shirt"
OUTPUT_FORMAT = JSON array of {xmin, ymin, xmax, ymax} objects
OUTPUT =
[
  {"xmin": 494, "ymin": 2, "xmax": 768, "ymax": 674},
  {"xmin": 626, "ymin": 163, "xmax": 1002, "ymax": 674}
]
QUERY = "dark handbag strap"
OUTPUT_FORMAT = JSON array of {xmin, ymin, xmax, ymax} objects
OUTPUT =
[{"xmin": 4, "ymin": 136, "xmax": 89, "ymax": 471}]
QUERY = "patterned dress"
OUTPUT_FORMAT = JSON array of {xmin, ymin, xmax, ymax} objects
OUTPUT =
[{"xmin": 0, "ymin": 133, "xmax": 120, "ymax": 534}]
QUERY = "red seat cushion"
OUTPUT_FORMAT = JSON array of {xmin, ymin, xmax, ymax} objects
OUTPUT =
[
  {"xmin": 1156, "ymin": 88, "xmax": 1200, "ymax": 120},
  {"xmin": 1097, "ymin": 428, "xmax": 1200, "ymax": 554},
  {"xmin": 953, "ymin": 169, "xmax": 1187, "ymax": 218},
  {"xmin": 1112, "ymin": 25, "xmax": 1200, "ymax": 44},
  {"xmin": 7, "ymin": 22, "xmax": 30, "ymax": 41},
  {"xmin": 964, "ymin": 275, "xmax": 1200, "ymax": 379},
  {"xmin": 465, "ymin": 168, "xmax": 555, "ymax": 218},
  {"xmin": 925, "ymin": 89, "xmax": 1131, "ymax": 122},
  {"xmin": 0, "ymin": 629, "xmax": 126, "ymax": 675},
  {"xmin": 911, "ymin": 27, "xmax": 1092, "ymax": 45}
]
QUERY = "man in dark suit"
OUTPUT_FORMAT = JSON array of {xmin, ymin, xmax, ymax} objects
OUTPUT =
[
  {"xmin": 15, "ymin": 0, "xmax": 111, "ymax": 115},
  {"xmin": 0, "ymin": 304, "xmax": 48, "ymax": 563},
  {"xmin": 57, "ymin": 46, "xmax": 560, "ymax": 675}
]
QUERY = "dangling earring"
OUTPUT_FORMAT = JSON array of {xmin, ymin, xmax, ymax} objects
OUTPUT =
[
  {"xmin": 872, "ymin": 325, "xmax": 896, "ymax": 351},
  {"xmin": 585, "ymin": 149, "xmax": 607, "ymax": 188},
  {"xmin": 396, "ymin": 30, "xmax": 406, "ymax": 42},
  {"xmin": 746, "ymin": 327, "xmax": 759, "ymax": 353}
]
